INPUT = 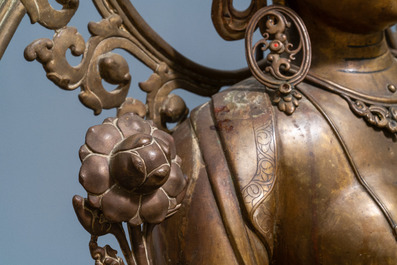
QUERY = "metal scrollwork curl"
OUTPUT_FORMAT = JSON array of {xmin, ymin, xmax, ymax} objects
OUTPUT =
[
  {"xmin": 21, "ymin": 0, "xmax": 79, "ymax": 29},
  {"xmin": 245, "ymin": 5, "xmax": 311, "ymax": 115},
  {"xmin": 25, "ymin": 14, "xmax": 133, "ymax": 115},
  {"xmin": 139, "ymin": 62, "xmax": 189, "ymax": 132},
  {"xmin": 211, "ymin": 0, "xmax": 266, "ymax": 40},
  {"xmin": 346, "ymin": 96, "xmax": 397, "ymax": 135},
  {"xmin": 89, "ymin": 238, "xmax": 126, "ymax": 265},
  {"xmin": 24, "ymin": 0, "xmax": 258, "ymax": 128}
]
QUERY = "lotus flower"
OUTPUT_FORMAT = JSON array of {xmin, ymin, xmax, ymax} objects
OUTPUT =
[{"xmin": 74, "ymin": 113, "xmax": 186, "ymax": 227}]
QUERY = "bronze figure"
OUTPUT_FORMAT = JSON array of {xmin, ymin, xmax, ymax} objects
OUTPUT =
[
  {"xmin": 3, "ymin": 0, "xmax": 397, "ymax": 264},
  {"xmin": 152, "ymin": 0, "xmax": 397, "ymax": 264}
]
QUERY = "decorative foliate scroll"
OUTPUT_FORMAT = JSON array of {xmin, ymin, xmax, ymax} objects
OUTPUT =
[
  {"xmin": 23, "ymin": 0, "xmax": 255, "ymax": 131},
  {"xmin": 245, "ymin": 5, "xmax": 311, "ymax": 114},
  {"xmin": 20, "ymin": 0, "xmax": 258, "ymax": 264},
  {"xmin": 21, "ymin": 0, "xmax": 79, "ymax": 29},
  {"xmin": 21, "ymin": 1, "xmax": 313, "ymax": 264}
]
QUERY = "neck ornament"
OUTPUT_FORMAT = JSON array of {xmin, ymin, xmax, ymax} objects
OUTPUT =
[{"xmin": 304, "ymin": 70, "xmax": 397, "ymax": 137}]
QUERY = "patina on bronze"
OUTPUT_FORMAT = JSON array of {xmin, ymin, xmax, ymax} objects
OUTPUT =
[
  {"xmin": 0, "ymin": 0, "xmax": 25, "ymax": 59},
  {"xmin": 2, "ymin": 0, "xmax": 397, "ymax": 264},
  {"xmin": 153, "ymin": 0, "xmax": 397, "ymax": 264}
]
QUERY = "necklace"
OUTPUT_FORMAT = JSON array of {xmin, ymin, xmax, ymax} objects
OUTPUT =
[
  {"xmin": 343, "ymin": 96, "xmax": 397, "ymax": 135},
  {"xmin": 244, "ymin": 4, "xmax": 397, "ymax": 240},
  {"xmin": 303, "ymin": 71, "xmax": 397, "ymax": 137}
]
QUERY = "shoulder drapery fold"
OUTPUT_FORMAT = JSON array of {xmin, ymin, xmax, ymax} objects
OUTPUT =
[{"xmin": 190, "ymin": 79, "xmax": 277, "ymax": 265}]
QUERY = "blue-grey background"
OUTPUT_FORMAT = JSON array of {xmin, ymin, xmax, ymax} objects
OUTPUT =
[{"xmin": 0, "ymin": 1, "xmax": 248, "ymax": 264}]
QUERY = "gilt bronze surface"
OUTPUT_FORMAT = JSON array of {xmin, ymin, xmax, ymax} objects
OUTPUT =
[
  {"xmin": 0, "ymin": 0, "xmax": 25, "ymax": 59},
  {"xmin": 2, "ymin": 0, "xmax": 397, "ymax": 264},
  {"xmin": 154, "ymin": 0, "xmax": 397, "ymax": 264}
]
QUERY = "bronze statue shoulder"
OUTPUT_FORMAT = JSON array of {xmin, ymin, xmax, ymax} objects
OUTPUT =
[{"xmin": 152, "ymin": 77, "xmax": 277, "ymax": 264}]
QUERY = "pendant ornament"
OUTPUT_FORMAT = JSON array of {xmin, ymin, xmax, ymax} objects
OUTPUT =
[
  {"xmin": 303, "ymin": 70, "xmax": 397, "ymax": 138},
  {"xmin": 345, "ymin": 96, "xmax": 397, "ymax": 135},
  {"xmin": 245, "ymin": 5, "xmax": 311, "ymax": 115}
]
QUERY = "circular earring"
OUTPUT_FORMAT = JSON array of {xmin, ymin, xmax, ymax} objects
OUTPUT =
[{"xmin": 245, "ymin": 5, "xmax": 312, "ymax": 115}]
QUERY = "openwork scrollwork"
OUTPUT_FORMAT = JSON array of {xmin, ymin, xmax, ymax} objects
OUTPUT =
[
  {"xmin": 21, "ymin": 0, "xmax": 79, "ymax": 29},
  {"xmin": 211, "ymin": 0, "xmax": 287, "ymax": 40},
  {"xmin": 345, "ymin": 96, "xmax": 397, "ymax": 135},
  {"xmin": 211, "ymin": 0, "xmax": 266, "ymax": 40},
  {"xmin": 24, "ymin": 14, "xmax": 132, "ymax": 115},
  {"xmin": 22, "ymin": 0, "xmax": 272, "ymax": 263},
  {"xmin": 245, "ymin": 5, "xmax": 311, "ymax": 114},
  {"xmin": 89, "ymin": 237, "xmax": 126, "ymax": 265},
  {"xmin": 24, "ymin": 0, "xmax": 257, "ymax": 130}
]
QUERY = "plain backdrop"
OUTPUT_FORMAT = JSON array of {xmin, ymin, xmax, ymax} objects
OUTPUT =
[{"xmin": 0, "ymin": 1, "xmax": 248, "ymax": 264}]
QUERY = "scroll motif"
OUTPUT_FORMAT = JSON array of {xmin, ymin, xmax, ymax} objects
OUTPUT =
[
  {"xmin": 211, "ymin": 0, "xmax": 266, "ymax": 40},
  {"xmin": 241, "ymin": 119, "xmax": 277, "ymax": 254},
  {"xmin": 21, "ymin": 0, "xmax": 79, "ymax": 29},
  {"xmin": 242, "ymin": 120, "xmax": 276, "ymax": 212},
  {"xmin": 252, "ymin": 197, "xmax": 276, "ymax": 254},
  {"xmin": 24, "ymin": 15, "xmax": 131, "ymax": 115},
  {"xmin": 210, "ymin": 0, "xmax": 288, "ymax": 40},
  {"xmin": 24, "ymin": 0, "xmax": 257, "ymax": 130},
  {"xmin": 139, "ymin": 63, "xmax": 189, "ymax": 132},
  {"xmin": 245, "ymin": 5, "xmax": 311, "ymax": 115},
  {"xmin": 89, "ymin": 237, "xmax": 125, "ymax": 265},
  {"xmin": 345, "ymin": 96, "xmax": 397, "ymax": 135},
  {"xmin": 20, "ymin": 0, "xmax": 270, "ymax": 264}
]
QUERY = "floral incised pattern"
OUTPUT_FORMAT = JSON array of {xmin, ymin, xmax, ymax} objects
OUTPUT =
[{"xmin": 242, "ymin": 121, "xmax": 276, "ymax": 212}]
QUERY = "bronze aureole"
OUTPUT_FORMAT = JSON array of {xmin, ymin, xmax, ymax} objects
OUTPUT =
[{"xmin": 4, "ymin": 0, "xmax": 397, "ymax": 264}]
